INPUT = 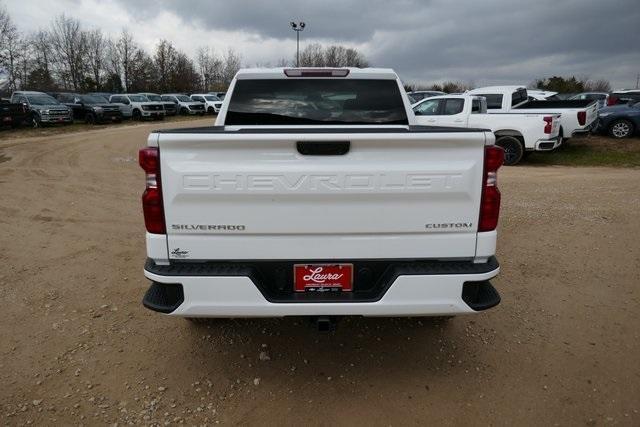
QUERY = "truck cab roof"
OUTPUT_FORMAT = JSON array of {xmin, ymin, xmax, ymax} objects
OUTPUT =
[{"xmin": 235, "ymin": 67, "xmax": 399, "ymax": 80}]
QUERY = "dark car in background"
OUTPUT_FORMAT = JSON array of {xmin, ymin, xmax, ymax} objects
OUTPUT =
[
  {"xmin": 596, "ymin": 101, "xmax": 640, "ymax": 138},
  {"xmin": 10, "ymin": 91, "xmax": 73, "ymax": 128},
  {"xmin": 54, "ymin": 93, "xmax": 123, "ymax": 124},
  {"xmin": 569, "ymin": 92, "xmax": 608, "ymax": 109},
  {"xmin": 606, "ymin": 90, "xmax": 640, "ymax": 107},
  {"xmin": 0, "ymin": 99, "xmax": 29, "ymax": 129}
]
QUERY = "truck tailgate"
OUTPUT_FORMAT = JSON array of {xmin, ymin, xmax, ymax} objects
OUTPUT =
[{"xmin": 157, "ymin": 129, "xmax": 488, "ymax": 260}]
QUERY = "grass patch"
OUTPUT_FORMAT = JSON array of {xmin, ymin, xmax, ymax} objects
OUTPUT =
[{"xmin": 524, "ymin": 135, "xmax": 640, "ymax": 168}]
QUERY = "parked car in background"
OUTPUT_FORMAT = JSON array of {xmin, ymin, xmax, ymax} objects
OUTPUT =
[
  {"xmin": 527, "ymin": 90, "xmax": 558, "ymax": 100},
  {"xmin": 569, "ymin": 92, "xmax": 608, "ymax": 109},
  {"xmin": 138, "ymin": 93, "xmax": 177, "ymax": 116},
  {"xmin": 161, "ymin": 94, "xmax": 206, "ymax": 115},
  {"xmin": 208, "ymin": 91, "xmax": 226, "ymax": 100},
  {"xmin": 53, "ymin": 93, "xmax": 122, "ymax": 124},
  {"xmin": 109, "ymin": 94, "xmax": 165, "ymax": 121},
  {"xmin": 407, "ymin": 90, "xmax": 445, "ymax": 104},
  {"xmin": 87, "ymin": 92, "xmax": 113, "ymax": 101},
  {"xmin": 467, "ymin": 86, "xmax": 598, "ymax": 141},
  {"xmin": 10, "ymin": 91, "xmax": 73, "ymax": 128},
  {"xmin": 0, "ymin": 99, "xmax": 29, "ymax": 128},
  {"xmin": 189, "ymin": 93, "xmax": 223, "ymax": 114},
  {"xmin": 606, "ymin": 89, "xmax": 640, "ymax": 106},
  {"xmin": 413, "ymin": 94, "xmax": 560, "ymax": 165},
  {"xmin": 595, "ymin": 101, "xmax": 640, "ymax": 138}
]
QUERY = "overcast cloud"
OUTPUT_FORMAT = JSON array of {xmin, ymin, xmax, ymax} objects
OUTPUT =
[{"xmin": 4, "ymin": 0, "xmax": 640, "ymax": 88}]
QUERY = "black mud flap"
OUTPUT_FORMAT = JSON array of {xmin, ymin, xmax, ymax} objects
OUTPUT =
[
  {"xmin": 462, "ymin": 280, "xmax": 501, "ymax": 311},
  {"xmin": 142, "ymin": 282, "xmax": 184, "ymax": 313}
]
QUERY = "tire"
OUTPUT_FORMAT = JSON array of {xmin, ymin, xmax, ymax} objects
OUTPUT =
[
  {"xmin": 557, "ymin": 128, "xmax": 564, "ymax": 147},
  {"xmin": 132, "ymin": 109, "xmax": 142, "ymax": 121},
  {"xmin": 608, "ymin": 119, "xmax": 634, "ymax": 139},
  {"xmin": 495, "ymin": 135, "xmax": 524, "ymax": 166},
  {"xmin": 180, "ymin": 107, "xmax": 189, "ymax": 115},
  {"xmin": 85, "ymin": 113, "xmax": 96, "ymax": 125},
  {"xmin": 207, "ymin": 107, "xmax": 214, "ymax": 114},
  {"xmin": 30, "ymin": 114, "xmax": 41, "ymax": 129}
]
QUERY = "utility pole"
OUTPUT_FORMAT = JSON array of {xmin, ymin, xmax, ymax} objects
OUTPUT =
[
  {"xmin": 636, "ymin": 73, "xmax": 639, "ymax": 89},
  {"xmin": 290, "ymin": 21, "xmax": 306, "ymax": 67}
]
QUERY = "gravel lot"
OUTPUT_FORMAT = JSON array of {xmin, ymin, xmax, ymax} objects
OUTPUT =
[{"xmin": 1, "ymin": 119, "xmax": 639, "ymax": 425}]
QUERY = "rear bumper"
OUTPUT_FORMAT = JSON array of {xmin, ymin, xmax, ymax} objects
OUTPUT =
[
  {"xmin": 571, "ymin": 120, "xmax": 598, "ymax": 136},
  {"xmin": 142, "ymin": 257, "xmax": 500, "ymax": 317},
  {"xmin": 534, "ymin": 136, "xmax": 561, "ymax": 151}
]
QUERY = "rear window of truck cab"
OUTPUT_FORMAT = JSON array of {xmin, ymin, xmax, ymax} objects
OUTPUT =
[{"xmin": 225, "ymin": 79, "xmax": 408, "ymax": 125}]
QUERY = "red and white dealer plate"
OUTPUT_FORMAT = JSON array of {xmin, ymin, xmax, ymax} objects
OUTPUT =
[{"xmin": 293, "ymin": 264, "xmax": 354, "ymax": 293}]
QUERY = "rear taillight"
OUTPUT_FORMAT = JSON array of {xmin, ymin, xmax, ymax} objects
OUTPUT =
[
  {"xmin": 607, "ymin": 96, "xmax": 617, "ymax": 106},
  {"xmin": 577, "ymin": 111, "xmax": 586, "ymax": 126},
  {"xmin": 139, "ymin": 147, "xmax": 166, "ymax": 234},
  {"xmin": 543, "ymin": 116, "xmax": 553, "ymax": 134},
  {"xmin": 478, "ymin": 145, "xmax": 504, "ymax": 232}
]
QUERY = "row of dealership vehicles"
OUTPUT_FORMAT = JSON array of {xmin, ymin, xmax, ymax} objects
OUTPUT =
[{"xmin": 3, "ymin": 91, "xmax": 224, "ymax": 129}]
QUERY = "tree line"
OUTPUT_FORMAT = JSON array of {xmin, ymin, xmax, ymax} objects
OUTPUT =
[
  {"xmin": 0, "ymin": 10, "xmax": 243, "ymax": 94},
  {"xmin": 0, "ymin": 6, "xmax": 372, "ymax": 96}
]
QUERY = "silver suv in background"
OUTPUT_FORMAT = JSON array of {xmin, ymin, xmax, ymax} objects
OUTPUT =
[
  {"xmin": 190, "ymin": 93, "xmax": 223, "ymax": 114},
  {"xmin": 10, "ymin": 91, "xmax": 73, "ymax": 128},
  {"xmin": 138, "ymin": 93, "xmax": 178, "ymax": 116},
  {"xmin": 161, "ymin": 94, "xmax": 206, "ymax": 116},
  {"xmin": 109, "ymin": 94, "xmax": 165, "ymax": 121}
]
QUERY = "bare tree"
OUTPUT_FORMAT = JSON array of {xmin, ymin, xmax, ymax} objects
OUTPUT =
[
  {"xmin": 298, "ymin": 43, "xmax": 369, "ymax": 68},
  {"xmin": 221, "ymin": 48, "xmax": 241, "ymax": 85},
  {"xmin": 0, "ymin": 11, "xmax": 24, "ymax": 91},
  {"xmin": 154, "ymin": 39, "xmax": 178, "ymax": 93},
  {"xmin": 116, "ymin": 29, "xmax": 136, "ymax": 91},
  {"xmin": 585, "ymin": 79, "xmax": 611, "ymax": 92},
  {"xmin": 299, "ymin": 43, "xmax": 325, "ymax": 67},
  {"xmin": 196, "ymin": 46, "xmax": 222, "ymax": 92},
  {"xmin": 86, "ymin": 29, "xmax": 106, "ymax": 90},
  {"xmin": 49, "ymin": 14, "xmax": 88, "ymax": 91}
]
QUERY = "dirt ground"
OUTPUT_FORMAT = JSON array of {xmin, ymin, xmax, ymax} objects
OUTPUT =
[{"xmin": 1, "ymin": 120, "xmax": 639, "ymax": 426}]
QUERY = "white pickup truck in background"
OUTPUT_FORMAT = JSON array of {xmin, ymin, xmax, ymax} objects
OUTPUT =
[
  {"xmin": 413, "ymin": 94, "xmax": 560, "ymax": 165},
  {"xmin": 139, "ymin": 67, "xmax": 503, "ymax": 328},
  {"xmin": 467, "ymin": 86, "xmax": 599, "ymax": 141}
]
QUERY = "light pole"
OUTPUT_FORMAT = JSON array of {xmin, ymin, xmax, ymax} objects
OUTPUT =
[{"xmin": 290, "ymin": 21, "xmax": 306, "ymax": 67}]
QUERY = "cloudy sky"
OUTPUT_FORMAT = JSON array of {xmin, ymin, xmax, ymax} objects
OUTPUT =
[{"xmin": 4, "ymin": 0, "xmax": 640, "ymax": 88}]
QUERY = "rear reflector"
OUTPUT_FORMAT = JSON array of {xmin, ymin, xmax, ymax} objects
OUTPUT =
[
  {"xmin": 543, "ymin": 116, "xmax": 553, "ymax": 134},
  {"xmin": 139, "ymin": 147, "xmax": 166, "ymax": 234},
  {"xmin": 478, "ymin": 145, "xmax": 504, "ymax": 232},
  {"xmin": 607, "ymin": 96, "xmax": 617, "ymax": 106},
  {"xmin": 284, "ymin": 68, "xmax": 350, "ymax": 77},
  {"xmin": 577, "ymin": 111, "xmax": 586, "ymax": 126}
]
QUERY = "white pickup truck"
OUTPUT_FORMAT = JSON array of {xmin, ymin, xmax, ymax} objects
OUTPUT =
[
  {"xmin": 467, "ymin": 86, "xmax": 599, "ymax": 141},
  {"xmin": 413, "ymin": 95, "xmax": 561, "ymax": 165},
  {"xmin": 139, "ymin": 68, "xmax": 503, "ymax": 328}
]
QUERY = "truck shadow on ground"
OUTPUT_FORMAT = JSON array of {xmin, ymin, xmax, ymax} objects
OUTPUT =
[{"xmin": 165, "ymin": 315, "xmax": 497, "ymax": 385}]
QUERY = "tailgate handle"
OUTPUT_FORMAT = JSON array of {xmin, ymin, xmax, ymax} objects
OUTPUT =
[{"xmin": 297, "ymin": 141, "xmax": 350, "ymax": 156}]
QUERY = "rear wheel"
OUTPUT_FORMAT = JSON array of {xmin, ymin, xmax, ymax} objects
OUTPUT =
[
  {"xmin": 609, "ymin": 119, "xmax": 634, "ymax": 138},
  {"xmin": 30, "ymin": 114, "xmax": 41, "ymax": 129},
  {"xmin": 496, "ymin": 136, "xmax": 524, "ymax": 166}
]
